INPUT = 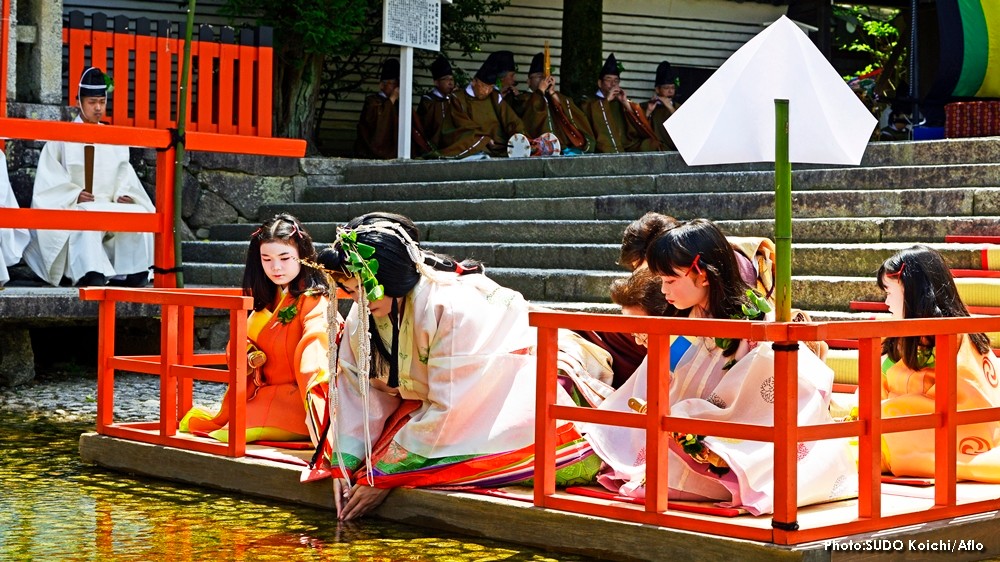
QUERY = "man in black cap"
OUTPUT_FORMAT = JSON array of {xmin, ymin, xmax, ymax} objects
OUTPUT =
[
  {"xmin": 415, "ymin": 55, "xmax": 457, "ymax": 156},
  {"xmin": 441, "ymin": 51, "xmax": 527, "ymax": 158},
  {"xmin": 355, "ymin": 58, "xmax": 402, "ymax": 159},
  {"xmin": 493, "ymin": 50, "xmax": 519, "ymax": 101},
  {"xmin": 645, "ymin": 60, "xmax": 680, "ymax": 150},
  {"xmin": 519, "ymin": 52, "xmax": 596, "ymax": 153},
  {"xmin": 23, "ymin": 67, "xmax": 155, "ymax": 287},
  {"xmin": 580, "ymin": 54, "xmax": 662, "ymax": 153}
]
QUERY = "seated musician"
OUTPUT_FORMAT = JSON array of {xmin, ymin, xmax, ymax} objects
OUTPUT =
[
  {"xmin": 520, "ymin": 52, "xmax": 596, "ymax": 155},
  {"xmin": 580, "ymin": 54, "xmax": 662, "ymax": 153}
]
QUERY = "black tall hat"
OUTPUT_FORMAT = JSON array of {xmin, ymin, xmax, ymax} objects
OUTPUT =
[
  {"xmin": 380, "ymin": 58, "xmax": 400, "ymax": 81},
  {"xmin": 599, "ymin": 53, "xmax": 621, "ymax": 78},
  {"xmin": 528, "ymin": 52, "xmax": 544, "ymax": 75},
  {"xmin": 474, "ymin": 53, "xmax": 501, "ymax": 84},
  {"xmin": 78, "ymin": 67, "xmax": 111, "ymax": 98},
  {"xmin": 493, "ymin": 50, "xmax": 517, "ymax": 75},
  {"xmin": 430, "ymin": 55, "xmax": 453, "ymax": 80},
  {"xmin": 655, "ymin": 60, "xmax": 679, "ymax": 87}
]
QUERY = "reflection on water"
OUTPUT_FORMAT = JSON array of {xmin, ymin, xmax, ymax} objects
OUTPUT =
[{"xmin": 0, "ymin": 412, "xmax": 593, "ymax": 561}]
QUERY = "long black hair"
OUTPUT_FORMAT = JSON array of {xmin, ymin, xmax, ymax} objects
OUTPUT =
[
  {"xmin": 619, "ymin": 212, "xmax": 679, "ymax": 270},
  {"xmin": 315, "ymin": 212, "xmax": 482, "ymax": 387},
  {"xmin": 242, "ymin": 213, "xmax": 328, "ymax": 312},
  {"xmin": 645, "ymin": 219, "xmax": 753, "ymax": 356},
  {"xmin": 877, "ymin": 245, "xmax": 991, "ymax": 369}
]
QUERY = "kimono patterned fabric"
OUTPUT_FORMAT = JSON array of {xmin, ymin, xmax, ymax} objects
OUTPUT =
[
  {"xmin": 882, "ymin": 334, "xmax": 1000, "ymax": 482},
  {"xmin": 583, "ymin": 336, "xmax": 858, "ymax": 516},
  {"xmin": 326, "ymin": 272, "xmax": 598, "ymax": 488}
]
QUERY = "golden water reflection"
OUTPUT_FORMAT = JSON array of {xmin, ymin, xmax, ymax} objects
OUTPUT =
[{"xmin": 0, "ymin": 412, "xmax": 592, "ymax": 561}]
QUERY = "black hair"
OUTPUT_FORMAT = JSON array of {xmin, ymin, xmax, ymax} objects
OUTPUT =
[
  {"xmin": 619, "ymin": 212, "xmax": 680, "ymax": 270},
  {"xmin": 242, "ymin": 213, "xmax": 328, "ymax": 312},
  {"xmin": 315, "ymin": 211, "xmax": 482, "ymax": 387},
  {"xmin": 645, "ymin": 219, "xmax": 753, "ymax": 356},
  {"xmin": 877, "ymin": 245, "xmax": 991, "ymax": 369}
]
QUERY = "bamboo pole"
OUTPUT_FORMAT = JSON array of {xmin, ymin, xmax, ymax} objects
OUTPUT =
[
  {"xmin": 774, "ymin": 99, "xmax": 791, "ymax": 322},
  {"xmin": 173, "ymin": 0, "xmax": 197, "ymax": 287}
]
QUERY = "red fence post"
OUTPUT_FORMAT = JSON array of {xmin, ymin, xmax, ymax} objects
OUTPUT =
[
  {"xmin": 217, "ymin": 27, "xmax": 237, "ymax": 135},
  {"xmin": 857, "ymin": 336, "xmax": 882, "ymax": 520},
  {"xmin": 96, "ymin": 294, "xmax": 116, "ymax": 432},
  {"xmin": 533, "ymin": 323, "xmax": 558, "ymax": 503},
  {"xmin": 160, "ymin": 303, "xmax": 179, "ymax": 436},
  {"xmin": 238, "ymin": 28, "xmax": 255, "ymax": 135},
  {"xmin": 66, "ymin": 11, "xmax": 89, "ymax": 105},
  {"xmin": 112, "ymin": 15, "xmax": 133, "ymax": 126},
  {"xmin": 227, "ymin": 307, "xmax": 249, "ymax": 457},
  {"xmin": 196, "ymin": 25, "xmax": 218, "ymax": 133},
  {"xmin": 935, "ymin": 332, "xmax": 959, "ymax": 506},
  {"xmin": 153, "ymin": 148, "xmax": 177, "ymax": 288},
  {"xmin": 256, "ymin": 27, "xmax": 273, "ymax": 137},
  {"xmin": 155, "ymin": 20, "xmax": 175, "ymax": 129},
  {"xmin": 645, "ymin": 333, "xmax": 670, "ymax": 513},
  {"xmin": 134, "ymin": 18, "xmax": 154, "ymax": 128}
]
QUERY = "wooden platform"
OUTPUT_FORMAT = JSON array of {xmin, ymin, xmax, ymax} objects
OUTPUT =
[{"xmin": 79, "ymin": 432, "xmax": 1000, "ymax": 561}]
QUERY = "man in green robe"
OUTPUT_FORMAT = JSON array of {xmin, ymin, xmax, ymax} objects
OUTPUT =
[
  {"xmin": 439, "ymin": 52, "xmax": 527, "ymax": 158},
  {"xmin": 520, "ymin": 52, "xmax": 596, "ymax": 154},
  {"xmin": 416, "ymin": 55, "xmax": 457, "ymax": 157},
  {"xmin": 645, "ymin": 60, "xmax": 680, "ymax": 151},
  {"xmin": 355, "ymin": 58, "xmax": 401, "ymax": 159},
  {"xmin": 580, "ymin": 54, "xmax": 662, "ymax": 153}
]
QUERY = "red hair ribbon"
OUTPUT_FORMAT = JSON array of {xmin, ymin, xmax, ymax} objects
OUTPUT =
[
  {"xmin": 250, "ymin": 227, "xmax": 263, "ymax": 238},
  {"xmin": 885, "ymin": 262, "xmax": 905, "ymax": 279},
  {"xmin": 684, "ymin": 254, "xmax": 703, "ymax": 277}
]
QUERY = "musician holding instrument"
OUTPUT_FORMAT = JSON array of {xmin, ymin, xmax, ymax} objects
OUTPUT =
[
  {"xmin": 646, "ymin": 61, "xmax": 681, "ymax": 150},
  {"xmin": 520, "ymin": 52, "xmax": 597, "ymax": 154},
  {"xmin": 23, "ymin": 67, "xmax": 154, "ymax": 287},
  {"xmin": 580, "ymin": 54, "xmax": 663, "ymax": 153}
]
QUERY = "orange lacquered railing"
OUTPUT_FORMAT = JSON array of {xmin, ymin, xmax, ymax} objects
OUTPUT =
[
  {"xmin": 531, "ymin": 311, "xmax": 1000, "ymax": 545},
  {"xmin": 79, "ymin": 287, "xmax": 253, "ymax": 457}
]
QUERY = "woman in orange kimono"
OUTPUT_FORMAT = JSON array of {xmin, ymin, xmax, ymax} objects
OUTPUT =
[
  {"xmin": 879, "ymin": 246, "xmax": 1000, "ymax": 481},
  {"xmin": 182, "ymin": 213, "xmax": 331, "ymax": 444}
]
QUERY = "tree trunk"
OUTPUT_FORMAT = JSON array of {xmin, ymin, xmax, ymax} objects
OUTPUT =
[
  {"xmin": 273, "ymin": 47, "xmax": 325, "ymax": 155},
  {"xmin": 561, "ymin": 0, "xmax": 602, "ymax": 101}
]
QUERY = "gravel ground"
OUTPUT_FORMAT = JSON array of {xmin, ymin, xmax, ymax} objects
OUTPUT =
[{"xmin": 0, "ymin": 370, "xmax": 226, "ymax": 423}]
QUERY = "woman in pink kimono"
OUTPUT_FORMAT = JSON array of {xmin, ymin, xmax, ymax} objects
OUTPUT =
[
  {"xmin": 879, "ymin": 246, "xmax": 1000, "ymax": 481},
  {"xmin": 583, "ymin": 219, "xmax": 857, "ymax": 515}
]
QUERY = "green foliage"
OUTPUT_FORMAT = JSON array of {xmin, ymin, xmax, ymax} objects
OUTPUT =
[
  {"xmin": 220, "ymin": 0, "xmax": 369, "ymax": 56},
  {"xmin": 339, "ymin": 230, "xmax": 385, "ymax": 302},
  {"xmin": 832, "ymin": 4, "xmax": 905, "ymax": 84}
]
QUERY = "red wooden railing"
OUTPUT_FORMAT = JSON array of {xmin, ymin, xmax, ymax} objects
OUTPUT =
[
  {"xmin": 79, "ymin": 287, "xmax": 253, "ymax": 457},
  {"xmin": 62, "ymin": 11, "xmax": 273, "ymax": 136},
  {"xmin": 0, "ymin": 117, "xmax": 305, "ymax": 288},
  {"xmin": 531, "ymin": 311, "xmax": 1000, "ymax": 545}
]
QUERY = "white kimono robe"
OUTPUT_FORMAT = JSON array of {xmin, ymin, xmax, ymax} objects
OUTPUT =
[
  {"xmin": 327, "ymin": 272, "xmax": 604, "ymax": 487},
  {"xmin": 23, "ymin": 118, "xmax": 155, "ymax": 285},
  {"xmin": 583, "ymin": 334, "xmax": 858, "ymax": 516},
  {"xmin": 0, "ymin": 151, "xmax": 29, "ymax": 285}
]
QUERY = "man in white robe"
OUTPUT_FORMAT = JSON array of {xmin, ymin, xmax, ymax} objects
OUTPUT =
[
  {"xmin": 0, "ymin": 151, "xmax": 29, "ymax": 286},
  {"xmin": 23, "ymin": 67, "xmax": 155, "ymax": 287}
]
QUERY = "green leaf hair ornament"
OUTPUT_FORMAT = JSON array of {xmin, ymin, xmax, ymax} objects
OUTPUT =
[
  {"xmin": 104, "ymin": 73, "xmax": 115, "ymax": 94},
  {"xmin": 338, "ymin": 229, "xmax": 385, "ymax": 302}
]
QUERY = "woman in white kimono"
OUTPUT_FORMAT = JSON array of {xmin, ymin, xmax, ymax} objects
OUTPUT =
[
  {"xmin": 310, "ymin": 212, "xmax": 608, "ymax": 521},
  {"xmin": 23, "ymin": 67, "xmax": 154, "ymax": 287},
  {"xmin": 0, "ymin": 151, "xmax": 28, "ymax": 285},
  {"xmin": 583, "ymin": 219, "xmax": 857, "ymax": 515}
]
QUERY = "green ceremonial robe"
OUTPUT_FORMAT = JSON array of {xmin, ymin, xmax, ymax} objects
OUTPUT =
[
  {"xmin": 416, "ymin": 89, "xmax": 452, "ymax": 157},
  {"xmin": 648, "ymin": 100, "xmax": 679, "ymax": 151},
  {"xmin": 440, "ymin": 86, "xmax": 527, "ymax": 158},
  {"xmin": 580, "ymin": 96, "xmax": 662, "ymax": 154},
  {"xmin": 355, "ymin": 92, "xmax": 397, "ymax": 159},
  {"xmin": 521, "ymin": 90, "xmax": 597, "ymax": 153}
]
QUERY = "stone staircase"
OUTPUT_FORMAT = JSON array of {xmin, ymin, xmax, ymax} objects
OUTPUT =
[{"xmin": 183, "ymin": 138, "xmax": 1000, "ymax": 320}]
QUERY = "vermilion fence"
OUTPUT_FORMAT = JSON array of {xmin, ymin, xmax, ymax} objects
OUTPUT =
[
  {"xmin": 79, "ymin": 287, "xmax": 253, "ymax": 458},
  {"xmin": 531, "ymin": 311, "xmax": 1000, "ymax": 545},
  {"xmin": 62, "ymin": 10, "xmax": 273, "ymax": 136}
]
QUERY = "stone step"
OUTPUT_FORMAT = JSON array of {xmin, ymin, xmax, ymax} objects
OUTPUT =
[
  {"xmin": 182, "ymin": 241, "xmax": 992, "ymax": 278},
  {"xmin": 181, "ymin": 262, "xmax": 879, "ymax": 312},
  {"xmin": 261, "ymin": 187, "xmax": 1000, "ymax": 224},
  {"xmin": 212, "ymin": 216, "xmax": 1000, "ymax": 245},
  {"xmin": 338, "ymin": 138, "xmax": 1000, "ymax": 184},
  {"xmin": 306, "ymin": 163, "xmax": 1000, "ymax": 202}
]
